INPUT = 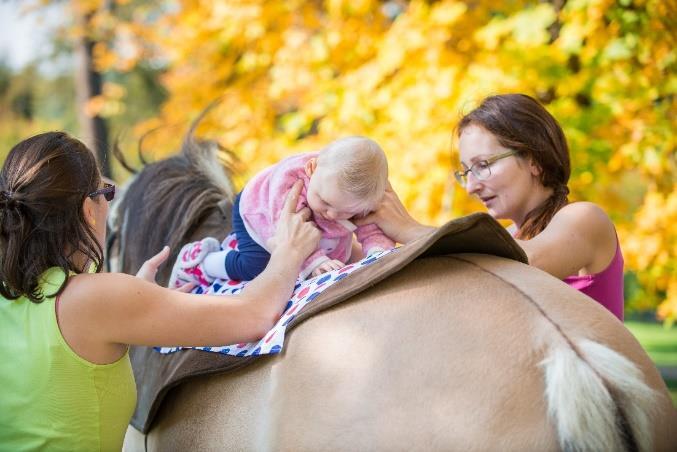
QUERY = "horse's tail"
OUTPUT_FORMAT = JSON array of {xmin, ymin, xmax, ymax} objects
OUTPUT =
[{"xmin": 541, "ymin": 338, "xmax": 657, "ymax": 452}]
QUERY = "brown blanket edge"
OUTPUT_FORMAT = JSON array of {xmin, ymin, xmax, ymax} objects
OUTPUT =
[{"xmin": 130, "ymin": 212, "xmax": 526, "ymax": 433}]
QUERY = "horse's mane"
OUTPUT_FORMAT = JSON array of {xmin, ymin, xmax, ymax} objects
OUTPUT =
[{"xmin": 109, "ymin": 110, "xmax": 237, "ymax": 284}]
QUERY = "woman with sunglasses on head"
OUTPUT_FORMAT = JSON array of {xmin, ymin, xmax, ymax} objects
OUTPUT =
[
  {"xmin": 358, "ymin": 94, "xmax": 623, "ymax": 321},
  {"xmin": 0, "ymin": 132, "xmax": 320, "ymax": 450}
]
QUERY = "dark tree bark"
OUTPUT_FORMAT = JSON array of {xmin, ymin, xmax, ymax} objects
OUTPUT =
[{"xmin": 75, "ymin": 8, "xmax": 112, "ymax": 178}]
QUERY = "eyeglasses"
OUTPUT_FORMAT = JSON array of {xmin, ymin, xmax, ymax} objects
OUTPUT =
[
  {"xmin": 88, "ymin": 183, "xmax": 116, "ymax": 202},
  {"xmin": 454, "ymin": 150, "xmax": 518, "ymax": 187}
]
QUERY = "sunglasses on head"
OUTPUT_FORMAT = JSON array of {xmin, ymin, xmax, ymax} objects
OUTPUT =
[{"xmin": 88, "ymin": 183, "xmax": 116, "ymax": 202}]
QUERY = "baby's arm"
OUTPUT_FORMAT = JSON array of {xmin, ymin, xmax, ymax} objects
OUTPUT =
[{"xmin": 355, "ymin": 223, "xmax": 396, "ymax": 256}]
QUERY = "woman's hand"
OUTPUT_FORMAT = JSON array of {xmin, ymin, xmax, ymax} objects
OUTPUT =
[
  {"xmin": 136, "ymin": 246, "xmax": 195, "ymax": 292},
  {"xmin": 354, "ymin": 181, "xmax": 435, "ymax": 244},
  {"xmin": 268, "ymin": 180, "xmax": 321, "ymax": 264},
  {"xmin": 239, "ymin": 181, "xmax": 320, "ymax": 325}
]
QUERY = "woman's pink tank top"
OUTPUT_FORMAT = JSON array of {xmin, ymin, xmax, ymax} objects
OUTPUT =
[{"xmin": 563, "ymin": 239, "xmax": 624, "ymax": 321}]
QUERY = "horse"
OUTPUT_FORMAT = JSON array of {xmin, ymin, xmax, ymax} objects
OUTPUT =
[{"xmin": 112, "ymin": 129, "xmax": 677, "ymax": 451}]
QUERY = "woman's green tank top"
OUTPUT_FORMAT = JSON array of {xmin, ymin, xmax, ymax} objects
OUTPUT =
[{"xmin": 0, "ymin": 268, "xmax": 137, "ymax": 451}]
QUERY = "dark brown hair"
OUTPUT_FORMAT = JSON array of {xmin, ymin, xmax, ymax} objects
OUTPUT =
[
  {"xmin": 458, "ymin": 94, "xmax": 570, "ymax": 240},
  {"xmin": 0, "ymin": 132, "xmax": 103, "ymax": 303}
]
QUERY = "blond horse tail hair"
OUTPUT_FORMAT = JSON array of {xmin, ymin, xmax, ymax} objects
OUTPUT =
[{"xmin": 541, "ymin": 339, "xmax": 657, "ymax": 452}]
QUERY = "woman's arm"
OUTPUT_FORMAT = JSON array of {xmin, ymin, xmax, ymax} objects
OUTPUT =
[
  {"xmin": 58, "ymin": 181, "xmax": 320, "ymax": 360},
  {"xmin": 93, "ymin": 239, "xmax": 310, "ymax": 347},
  {"xmin": 516, "ymin": 202, "xmax": 618, "ymax": 280},
  {"xmin": 355, "ymin": 182, "xmax": 436, "ymax": 244},
  {"xmin": 361, "ymin": 182, "xmax": 617, "ymax": 281}
]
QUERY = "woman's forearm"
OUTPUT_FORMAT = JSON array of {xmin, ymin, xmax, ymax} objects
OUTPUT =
[{"xmin": 238, "ymin": 245, "xmax": 305, "ymax": 328}]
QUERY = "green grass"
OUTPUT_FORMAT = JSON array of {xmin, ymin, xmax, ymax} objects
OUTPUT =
[
  {"xmin": 625, "ymin": 320, "xmax": 677, "ymax": 406},
  {"xmin": 666, "ymin": 380, "xmax": 677, "ymax": 407}
]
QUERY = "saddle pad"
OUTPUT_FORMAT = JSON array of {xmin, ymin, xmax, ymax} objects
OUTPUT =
[
  {"xmin": 156, "ymin": 240, "xmax": 398, "ymax": 356},
  {"xmin": 129, "ymin": 213, "xmax": 527, "ymax": 433}
]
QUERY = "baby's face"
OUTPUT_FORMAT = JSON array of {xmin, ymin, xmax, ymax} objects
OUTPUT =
[{"xmin": 306, "ymin": 168, "xmax": 368, "ymax": 221}]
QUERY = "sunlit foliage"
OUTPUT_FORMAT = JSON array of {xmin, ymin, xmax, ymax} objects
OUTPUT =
[{"xmin": 13, "ymin": 0, "xmax": 677, "ymax": 320}]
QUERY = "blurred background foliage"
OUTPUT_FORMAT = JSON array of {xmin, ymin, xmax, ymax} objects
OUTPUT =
[{"xmin": 0, "ymin": 0, "xmax": 674, "ymax": 322}]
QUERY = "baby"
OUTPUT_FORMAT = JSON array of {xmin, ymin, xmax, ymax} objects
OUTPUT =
[{"xmin": 169, "ymin": 136, "xmax": 395, "ymax": 287}]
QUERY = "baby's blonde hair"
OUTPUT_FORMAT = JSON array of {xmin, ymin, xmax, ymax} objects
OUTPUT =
[{"xmin": 317, "ymin": 136, "xmax": 388, "ymax": 214}]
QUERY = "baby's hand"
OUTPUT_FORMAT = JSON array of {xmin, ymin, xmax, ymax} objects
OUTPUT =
[{"xmin": 311, "ymin": 259, "xmax": 344, "ymax": 277}]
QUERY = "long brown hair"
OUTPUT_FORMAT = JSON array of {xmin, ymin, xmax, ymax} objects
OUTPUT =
[
  {"xmin": 0, "ymin": 132, "xmax": 104, "ymax": 303},
  {"xmin": 458, "ymin": 94, "xmax": 570, "ymax": 239}
]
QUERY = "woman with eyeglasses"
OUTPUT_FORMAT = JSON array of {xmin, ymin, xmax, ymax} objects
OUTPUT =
[
  {"xmin": 0, "ymin": 132, "xmax": 320, "ymax": 450},
  {"xmin": 359, "ymin": 93, "xmax": 623, "ymax": 321}
]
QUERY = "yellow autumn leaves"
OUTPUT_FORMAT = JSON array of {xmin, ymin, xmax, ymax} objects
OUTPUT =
[{"xmin": 71, "ymin": 0, "xmax": 676, "ymax": 321}]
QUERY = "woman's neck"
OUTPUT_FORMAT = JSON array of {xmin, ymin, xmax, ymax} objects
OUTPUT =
[
  {"xmin": 69, "ymin": 250, "xmax": 93, "ymax": 273},
  {"xmin": 512, "ymin": 185, "xmax": 554, "ymax": 231}
]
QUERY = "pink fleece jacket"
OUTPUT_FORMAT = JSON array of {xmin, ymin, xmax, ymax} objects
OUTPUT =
[{"xmin": 239, "ymin": 152, "xmax": 395, "ymax": 279}]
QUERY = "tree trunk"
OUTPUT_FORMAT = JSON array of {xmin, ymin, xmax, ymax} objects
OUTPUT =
[{"xmin": 75, "ymin": 10, "xmax": 112, "ymax": 178}]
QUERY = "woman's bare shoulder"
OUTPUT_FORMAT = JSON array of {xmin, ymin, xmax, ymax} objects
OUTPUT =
[
  {"xmin": 63, "ymin": 271, "xmax": 148, "ymax": 306},
  {"xmin": 68, "ymin": 270, "xmax": 140, "ymax": 287},
  {"xmin": 553, "ymin": 202, "xmax": 615, "ymax": 237},
  {"xmin": 551, "ymin": 201, "xmax": 617, "ymax": 272}
]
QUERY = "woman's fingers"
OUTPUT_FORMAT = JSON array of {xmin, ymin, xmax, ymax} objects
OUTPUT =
[
  {"xmin": 353, "ymin": 179, "xmax": 400, "ymax": 226},
  {"xmin": 269, "ymin": 179, "xmax": 320, "ymax": 265},
  {"xmin": 282, "ymin": 180, "xmax": 303, "ymax": 214},
  {"xmin": 268, "ymin": 180, "xmax": 320, "ymax": 257},
  {"xmin": 147, "ymin": 245, "xmax": 170, "ymax": 267},
  {"xmin": 351, "ymin": 180, "xmax": 431, "ymax": 243},
  {"xmin": 297, "ymin": 206, "xmax": 312, "ymax": 221},
  {"xmin": 136, "ymin": 246, "xmax": 170, "ymax": 282}
]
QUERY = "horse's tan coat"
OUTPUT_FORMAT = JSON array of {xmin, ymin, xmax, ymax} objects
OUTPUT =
[{"xmin": 124, "ymin": 255, "xmax": 677, "ymax": 451}]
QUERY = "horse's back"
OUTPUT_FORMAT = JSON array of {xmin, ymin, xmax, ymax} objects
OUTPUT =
[{"xmin": 127, "ymin": 254, "xmax": 677, "ymax": 451}]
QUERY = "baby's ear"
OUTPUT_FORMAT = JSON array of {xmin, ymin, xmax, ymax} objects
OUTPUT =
[{"xmin": 304, "ymin": 158, "xmax": 318, "ymax": 177}]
